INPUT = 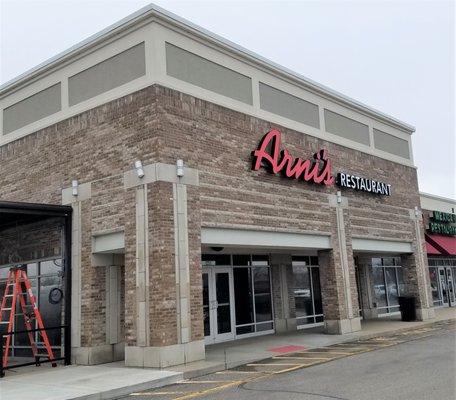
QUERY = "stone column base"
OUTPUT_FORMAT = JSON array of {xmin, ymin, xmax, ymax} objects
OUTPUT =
[
  {"xmin": 274, "ymin": 318, "xmax": 297, "ymax": 333},
  {"xmin": 325, "ymin": 317, "xmax": 362, "ymax": 334},
  {"xmin": 125, "ymin": 339, "xmax": 205, "ymax": 368},
  {"xmin": 416, "ymin": 307, "xmax": 435, "ymax": 321},
  {"xmin": 72, "ymin": 342, "xmax": 125, "ymax": 365},
  {"xmin": 361, "ymin": 308, "xmax": 379, "ymax": 320}
]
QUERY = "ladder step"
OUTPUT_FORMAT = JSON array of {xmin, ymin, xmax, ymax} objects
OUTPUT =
[
  {"xmin": 2, "ymin": 308, "xmax": 12, "ymax": 311},
  {"xmin": 0, "ymin": 321, "xmax": 9, "ymax": 324}
]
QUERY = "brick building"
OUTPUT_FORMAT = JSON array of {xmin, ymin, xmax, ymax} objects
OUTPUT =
[
  {"xmin": 0, "ymin": 5, "xmax": 435, "ymax": 368},
  {"xmin": 420, "ymin": 193, "xmax": 456, "ymax": 309}
]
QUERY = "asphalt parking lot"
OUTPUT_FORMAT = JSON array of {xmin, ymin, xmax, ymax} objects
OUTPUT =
[{"xmin": 122, "ymin": 320, "xmax": 456, "ymax": 400}]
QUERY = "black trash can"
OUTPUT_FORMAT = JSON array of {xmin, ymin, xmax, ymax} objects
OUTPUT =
[{"xmin": 398, "ymin": 296, "xmax": 416, "ymax": 321}]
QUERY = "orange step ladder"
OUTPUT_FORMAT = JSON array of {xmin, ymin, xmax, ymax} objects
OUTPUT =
[{"xmin": 0, "ymin": 267, "xmax": 56, "ymax": 368}]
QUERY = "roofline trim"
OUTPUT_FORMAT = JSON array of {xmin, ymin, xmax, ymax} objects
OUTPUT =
[
  {"xmin": 0, "ymin": 3, "xmax": 415, "ymax": 133},
  {"xmin": 419, "ymin": 192, "xmax": 456, "ymax": 205}
]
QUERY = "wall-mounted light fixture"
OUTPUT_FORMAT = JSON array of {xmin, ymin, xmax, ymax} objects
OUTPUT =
[
  {"xmin": 336, "ymin": 190, "xmax": 342, "ymax": 204},
  {"xmin": 414, "ymin": 206, "xmax": 420, "ymax": 218},
  {"xmin": 134, "ymin": 160, "xmax": 145, "ymax": 178},
  {"xmin": 176, "ymin": 159, "xmax": 184, "ymax": 177},
  {"xmin": 72, "ymin": 180, "xmax": 78, "ymax": 197}
]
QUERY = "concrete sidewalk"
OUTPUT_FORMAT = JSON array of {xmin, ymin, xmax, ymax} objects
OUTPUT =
[
  {"xmin": 169, "ymin": 307, "xmax": 456, "ymax": 378},
  {"xmin": 0, "ymin": 361, "xmax": 182, "ymax": 400}
]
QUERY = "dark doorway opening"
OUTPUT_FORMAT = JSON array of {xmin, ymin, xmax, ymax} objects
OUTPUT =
[{"xmin": 0, "ymin": 201, "xmax": 72, "ymax": 376}]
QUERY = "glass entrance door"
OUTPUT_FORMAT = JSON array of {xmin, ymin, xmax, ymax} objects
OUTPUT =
[
  {"xmin": 202, "ymin": 267, "xmax": 235, "ymax": 344},
  {"xmin": 291, "ymin": 257, "xmax": 324, "ymax": 328},
  {"xmin": 438, "ymin": 267, "xmax": 449, "ymax": 306},
  {"xmin": 446, "ymin": 268, "xmax": 455, "ymax": 305}
]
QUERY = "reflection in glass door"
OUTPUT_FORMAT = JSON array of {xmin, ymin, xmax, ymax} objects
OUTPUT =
[
  {"xmin": 202, "ymin": 268, "xmax": 235, "ymax": 344},
  {"xmin": 438, "ymin": 268, "xmax": 449, "ymax": 306},
  {"xmin": 371, "ymin": 257, "xmax": 404, "ymax": 315},
  {"xmin": 446, "ymin": 268, "xmax": 455, "ymax": 305},
  {"xmin": 429, "ymin": 267, "xmax": 442, "ymax": 306},
  {"xmin": 292, "ymin": 257, "xmax": 323, "ymax": 328}
]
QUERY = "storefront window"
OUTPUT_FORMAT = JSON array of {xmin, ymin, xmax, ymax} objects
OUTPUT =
[
  {"xmin": 292, "ymin": 257, "xmax": 323, "ymax": 327},
  {"xmin": 293, "ymin": 265, "xmax": 313, "ymax": 319},
  {"xmin": 232, "ymin": 255, "xmax": 250, "ymax": 266},
  {"xmin": 202, "ymin": 273, "xmax": 210, "ymax": 336},
  {"xmin": 202, "ymin": 254, "xmax": 231, "ymax": 266},
  {"xmin": 396, "ymin": 267, "xmax": 405, "ymax": 295},
  {"xmin": 251, "ymin": 255, "xmax": 269, "ymax": 265},
  {"xmin": 428, "ymin": 259, "xmax": 456, "ymax": 307},
  {"xmin": 429, "ymin": 267, "xmax": 441, "ymax": 305},
  {"xmin": 372, "ymin": 258, "xmax": 404, "ymax": 314},
  {"xmin": 230, "ymin": 256, "xmax": 274, "ymax": 337},
  {"xmin": 311, "ymin": 268, "xmax": 323, "ymax": 322},
  {"xmin": 253, "ymin": 267, "xmax": 272, "ymax": 323},
  {"xmin": 385, "ymin": 268, "xmax": 399, "ymax": 310},
  {"xmin": 233, "ymin": 267, "xmax": 254, "ymax": 334},
  {"xmin": 215, "ymin": 273, "xmax": 232, "ymax": 335},
  {"xmin": 372, "ymin": 258, "xmax": 382, "ymax": 267},
  {"xmin": 372, "ymin": 267, "xmax": 387, "ymax": 310}
]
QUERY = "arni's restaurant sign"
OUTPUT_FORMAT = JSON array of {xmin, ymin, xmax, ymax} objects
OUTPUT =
[{"xmin": 251, "ymin": 129, "xmax": 392, "ymax": 196}]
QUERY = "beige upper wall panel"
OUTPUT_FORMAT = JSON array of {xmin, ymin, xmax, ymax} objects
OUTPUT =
[
  {"xmin": 68, "ymin": 42, "xmax": 146, "ymax": 106},
  {"xmin": 259, "ymin": 82, "xmax": 320, "ymax": 129},
  {"xmin": 165, "ymin": 42, "xmax": 253, "ymax": 105},
  {"xmin": 373, "ymin": 128, "xmax": 410, "ymax": 159},
  {"xmin": 1, "ymin": 16, "xmax": 414, "ymax": 168},
  {"xmin": 3, "ymin": 83, "xmax": 61, "ymax": 134},
  {"xmin": 324, "ymin": 109, "xmax": 370, "ymax": 146}
]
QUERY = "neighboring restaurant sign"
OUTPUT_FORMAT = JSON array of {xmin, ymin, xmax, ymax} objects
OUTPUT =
[
  {"xmin": 336, "ymin": 172, "xmax": 392, "ymax": 196},
  {"xmin": 250, "ymin": 129, "xmax": 392, "ymax": 196},
  {"xmin": 428, "ymin": 211, "xmax": 456, "ymax": 236},
  {"xmin": 251, "ymin": 129, "xmax": 334, "ymax": 185}
]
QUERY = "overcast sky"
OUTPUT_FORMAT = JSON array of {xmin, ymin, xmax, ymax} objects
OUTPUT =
[{"xmin": 1, "ymin": 0, "xmax": 454, "ymax": 199}]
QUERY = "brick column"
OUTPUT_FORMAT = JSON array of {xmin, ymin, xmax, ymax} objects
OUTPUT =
[
  {"xmin": 64, "ymin": 181, "xmax": 127, "ymax": 365},
  {"xmin": 62, "ymin": 182, "xmax": 106, "ymax": 364},
  {"xmin": 270, "ymin": 254, "xmax": 296, "ymax": 333},
  {"xmin": 124, "ymin": 162, "xmax": 205, "ymax": 368},
  {"xmin": 402, "ymin": 209, "xmax": 434, "ymax": 320},
  {"xmin": 319, "ymin": 194, "xmax": 361, "ymax": 334}
]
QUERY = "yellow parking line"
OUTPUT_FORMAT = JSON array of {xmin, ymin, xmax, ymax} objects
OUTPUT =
[
  {"xmin": 356, "ymin": 342, "xmax": 393, "ymax": 346},
  {"xmin": 304, "ymin": 350, "xmax": 352, "ymax": 355},
  {"xmin": 327, "ymin": 347, "xmax": 371, "ymax": 352},
  {"xmin": 274, "ymin": 356, "xmax": 332, "ymax": 360},
  {"xmin": 273, "ymin": 364, "xmax": 309, "ymax": 374},
  {"xmin": 173, "ymin": 380, "xmax": 243, "ymax": 400},
  {"xmin": 247, "ymin": 363, "xmax": 303, "ymax": 367},
  {"xmin": 177, "ymin": 380, "xmax": 237, "ymax": 384},
  {"xmin": 130, "ymin": 391, "xmax": 184, "ymax": 396},
  {"xmin": 216, "ymin": 370, "xmax": 263, "ymax": 374}
]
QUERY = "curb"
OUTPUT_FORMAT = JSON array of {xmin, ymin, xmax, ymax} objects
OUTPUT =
[{"xmin": 70, "ymin": 372, "xmax": 184, "ymax": 400}]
